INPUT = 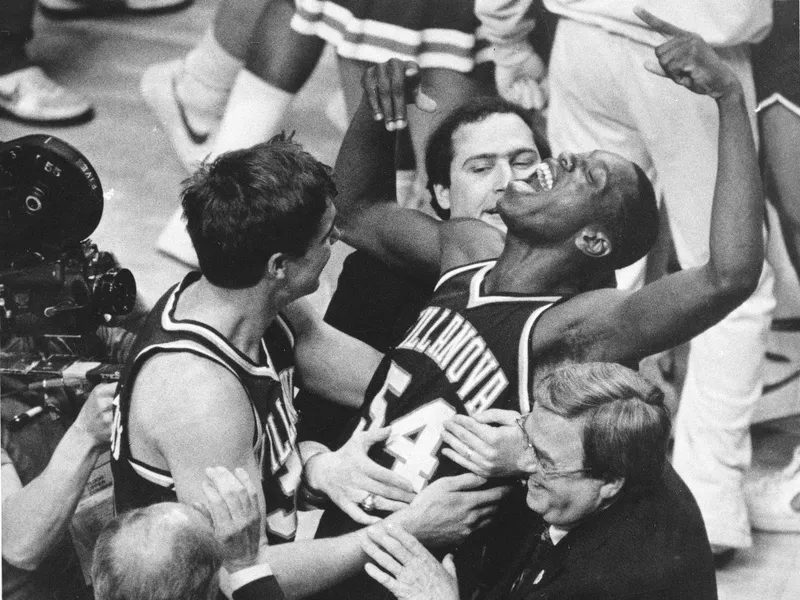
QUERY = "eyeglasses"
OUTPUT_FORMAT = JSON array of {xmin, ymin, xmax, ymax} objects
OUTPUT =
[{"xmin": 516, "ymin": 415, "xmax": 593, "ymax": 480}]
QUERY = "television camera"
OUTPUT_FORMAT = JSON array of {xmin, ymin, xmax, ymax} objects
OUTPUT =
[{"xmin": 1, "ymin": 135, "xmax": 138, "ymax": 427}]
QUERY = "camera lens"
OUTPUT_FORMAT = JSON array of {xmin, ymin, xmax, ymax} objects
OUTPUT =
[{"xmin": 92, "ymin": 268, "xmax": 136, "ymax": 316}]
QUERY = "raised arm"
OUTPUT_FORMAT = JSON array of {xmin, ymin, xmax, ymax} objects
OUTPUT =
[
  {"xmin": 584, "ymin": 8, "xmax": 764, "ymax": 363},
  {"xmin": 334, "ymin": 60, "xmax": 444, "ymax": 278}
]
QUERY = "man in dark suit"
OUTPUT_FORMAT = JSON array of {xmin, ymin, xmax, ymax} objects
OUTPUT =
[{"xmin": 359, "ymin": 362, "xmax": 717, "ymax": 600}]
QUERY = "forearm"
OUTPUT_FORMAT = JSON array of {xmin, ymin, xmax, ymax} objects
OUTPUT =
[
  {"xmin": 475, "ymin": 0, "xmax": 536, "ymax": 46},
  {"xmin": 708, "ymin": 85, "xmax": 764, "ymax": 292},
  {"xmin": 334, "ymin": 96, "xmax": 397, "ymax": 236},
  {"xmin": 1, "ymin": 427, "xmax": 103, "ymax": 570},
  {"xmin": 265, "ymin": 532, "xmax": 368, "ymax": 599}
]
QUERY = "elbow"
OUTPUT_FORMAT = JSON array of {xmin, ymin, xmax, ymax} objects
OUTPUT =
[{"xmin": 713, "ymin": 262, "xmax": 763, "ymax": 305}]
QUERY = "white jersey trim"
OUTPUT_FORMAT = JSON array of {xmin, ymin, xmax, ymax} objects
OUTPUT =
[
  {"xmin": 434, "ymin": 260, "xmax": 496, "ymax": 292},
  {"xmin": 518, "ymin": 304, "xmax": 556, "ymax": 414},
  {"xmin": 160, "ymin": 280, "xmax": 280, "ymax": 379},
  {"xmin": 468, "ymin": 263, "xmax": 562, "ymax": 309},
  {"xmin": 129, "ymin": 459, "xmax": 174, "ymax": 489}
]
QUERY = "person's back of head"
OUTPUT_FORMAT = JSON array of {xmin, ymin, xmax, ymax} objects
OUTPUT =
[
  {"xmin": 92, "ymin": 503, "xmax": 221, "ymax": 600},
  {"xmin": 602, "ymin": 162, "xmax": 658, "ymax": 270},
  {"xmin": 534, "ymin": 362, "xmax": 670, "ymax": 498},
  {"xmin": 181, "ymin": 133, "xmax": 336, "ymax": 289}
]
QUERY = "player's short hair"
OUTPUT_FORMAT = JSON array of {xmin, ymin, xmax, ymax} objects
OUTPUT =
[
  {"xmin": 92, "ymin": 503, "xmax": 221, "ymax": 600},
  {"xmin": 425, "ymin": 97, "xmax": 541, "ymax": 219},
  {"xmin": 603, "ymin": 163, "xmax": 659, "ymax": 270},
  {"xmin": 181, "ymin": 133, "xmax": 336, "ymax": 288},
  {"xmin": 534, "ymin": 362, "xmax": 671, "ymax": 496}
]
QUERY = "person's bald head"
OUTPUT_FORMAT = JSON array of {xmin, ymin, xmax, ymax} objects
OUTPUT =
[{"xmin": 92, "ymin": 503, "xmax": 221, "ymax": 600}]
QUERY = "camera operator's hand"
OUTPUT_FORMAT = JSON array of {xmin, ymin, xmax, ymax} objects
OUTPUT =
[
  {"xmin": 71, "ymin": 383, "xmax": 115, "ymax": 446},
  {"xmin": 387, "ymin": 473, "xmax": 511, "ymax": 548},
  {"xmin": 361, "ymin": 59, "xmax": 437, "ymax": 131}
]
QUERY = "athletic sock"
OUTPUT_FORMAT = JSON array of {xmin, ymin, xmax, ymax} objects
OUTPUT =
[
  {"xmin": 175, "ymin": 29, "xmax": 243, "ymax": 136},
  {"xmin": 209, "ymin": 69, "xmax": 294, "ymax": 158}
]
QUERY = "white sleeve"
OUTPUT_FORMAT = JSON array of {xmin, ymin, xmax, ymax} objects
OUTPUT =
[{"xmin": 475, "ymin": 0, "xmax": 537, "ymax": 46}]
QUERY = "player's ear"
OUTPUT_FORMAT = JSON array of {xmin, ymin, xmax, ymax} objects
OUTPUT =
[
  {"xmin": 266, "ymin": 253, "xmax": 289, "ymax": 280},
  {"xmin": 574, "ymin": 226, "xmax": 612, "ymax": 260},
  {"xmin": 433, "ymin": 184, "xmax": 451, "ymax": 211}
]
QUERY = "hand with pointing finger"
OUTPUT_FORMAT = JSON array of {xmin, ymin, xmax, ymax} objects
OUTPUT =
[
  {"xmin": 361, "ymin": 59, "xmax": 437, "ymax": 132},
  {"xmin": 634, "ymin": 6, "xmax": 740, "ymax": 99}
]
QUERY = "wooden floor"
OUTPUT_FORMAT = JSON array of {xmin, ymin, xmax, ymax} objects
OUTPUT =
[{"xmin": 3, "ymin": 1, "xmax": 799, "ymax": 598}]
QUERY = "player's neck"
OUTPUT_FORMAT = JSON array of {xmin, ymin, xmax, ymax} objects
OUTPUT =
[
  {"xmin": 489, "ymin": 242, "xmax": 584, "ymax": 296},
  {"xmin": 174, "ymin": 276, "xmax": 281, "ymax": 360}
]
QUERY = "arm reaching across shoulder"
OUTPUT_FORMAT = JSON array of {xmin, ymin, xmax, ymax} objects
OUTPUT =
[
  {"xmin": 284, "ymin": 297, "xmax": 382, "ymax": 409},
  {"xmin": 576, "ymin": 8, "xmax": 764, "ymax": 363}
]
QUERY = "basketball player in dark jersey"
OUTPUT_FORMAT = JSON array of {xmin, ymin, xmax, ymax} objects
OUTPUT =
[
  {"xmin": 305, "ymin": 21, "xmax": 767, "ymax": 598},
  {"xmin": 110, "ymin": 136, "xmax": 509, "ymax": 599},
  {"xmin": 295, "ymin": 96, "xmax": 543, "ymax": 451}
]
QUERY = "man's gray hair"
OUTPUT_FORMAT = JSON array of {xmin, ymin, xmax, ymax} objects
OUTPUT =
[
  {"xmin": 534, "ymin": 362, "xmax": 671, "ymax": 496},
  {"xmin": 92, "ymin": 503, "xmax": 222, "ymax": 600}
]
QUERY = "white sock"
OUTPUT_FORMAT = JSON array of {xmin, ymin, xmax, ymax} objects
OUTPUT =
[
  {"xmin": 209, "ymin": 69, "xmax": 295, "ymax": 159},
  {"xmin": 176, "ymin": 29, "xmax": 243, "ymax": 134}
]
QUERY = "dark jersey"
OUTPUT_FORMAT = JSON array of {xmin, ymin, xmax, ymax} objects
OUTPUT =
[
  {"xmin": 110, "ymin": 272, "xmax": 302, "ymax": 544},
  {"xmin": 313, "ymin": 260, "xmax": 562, "ymax": 600}
]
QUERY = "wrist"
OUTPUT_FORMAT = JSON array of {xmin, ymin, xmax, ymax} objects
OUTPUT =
[
  {"xmin": 715, "ymin": 80, "xmax": 744, "ymax": 103},
  {"xmin": 300, "ymin": 452, "xmax": 331, "ymax": 507},
  {"xmin": 492, "ymin": 41, "xmax": 541, "ymax": 72}
]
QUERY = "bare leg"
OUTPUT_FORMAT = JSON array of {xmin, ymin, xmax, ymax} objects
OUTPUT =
[
  {"xmin": 760, "ymin": 102, "xmax": 800, "ymax": 279},
  {"xmin": 213, "ymin": 0, "xmax": 272, "ymax": 60},
  {"xmin": 245, "ymin": 0, "xmax": 325, "ymax": 94},
  {"xmin": 210, "ymin": 0, "xmax": 325, "ymax": 157}
]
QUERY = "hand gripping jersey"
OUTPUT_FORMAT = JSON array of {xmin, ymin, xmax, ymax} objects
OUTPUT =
[
  {"xmin": 110, "ymin": 272, "xmax": 302, "ymax": 544},
  {"xmin": 313, "ymin": 260, "xmax": 563, "ymax": 600}
]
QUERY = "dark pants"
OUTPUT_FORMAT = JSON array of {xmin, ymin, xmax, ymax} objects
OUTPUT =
[{"xmin": 0, "ymin": 0, "xmax": 35, "ymax": 75}]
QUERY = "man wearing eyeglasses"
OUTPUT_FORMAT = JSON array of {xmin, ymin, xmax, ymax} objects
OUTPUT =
[{"xmin": 359, "ymin": 363, "xmax": 717, "ymax": 600}]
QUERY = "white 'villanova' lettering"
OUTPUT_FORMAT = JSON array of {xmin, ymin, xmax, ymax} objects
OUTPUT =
[{"xmin": 398, "ymin": 308, "xmax": 508, "ymax": 411}]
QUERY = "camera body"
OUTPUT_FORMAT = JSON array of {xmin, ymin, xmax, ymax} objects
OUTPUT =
[{"xmin": 1, "ymin": 135, "xmax": 137, "ymax": 338}]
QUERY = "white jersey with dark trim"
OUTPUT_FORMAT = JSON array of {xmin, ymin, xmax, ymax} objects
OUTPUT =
[{"xmin": 110, "ymin": 272, "xmax": 301, "ymax": 544}]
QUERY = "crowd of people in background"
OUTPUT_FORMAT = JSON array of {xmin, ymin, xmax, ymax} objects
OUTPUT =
[{"xmin": 2, "ymin": 1, "xmax": 799, "ymax": 600}]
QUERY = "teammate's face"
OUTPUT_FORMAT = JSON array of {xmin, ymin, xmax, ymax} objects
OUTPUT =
[
  {"xmin": 498, "ymin": 150, "xmax": 635, "ymax": 242},
  {"xmin": 521, "ymin": 403, "xmax": 614, "ymax": 529},
  {"xmin": 438, "ymin": 113, "xmax": 539, "ymax": 230},
  {"xmin": 285, "ymin": 201, "xmax": 339, "ymax": 298}
]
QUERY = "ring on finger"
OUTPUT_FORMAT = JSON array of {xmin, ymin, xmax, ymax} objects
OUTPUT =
[{"xmin": 360, "ymin": 493, "xmax": 377, "ymax": 512}]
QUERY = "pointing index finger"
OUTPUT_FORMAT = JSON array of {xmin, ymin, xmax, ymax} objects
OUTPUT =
[{"xmin": 634, "ymin": 6, "xmax": 687, "ymax": 38}]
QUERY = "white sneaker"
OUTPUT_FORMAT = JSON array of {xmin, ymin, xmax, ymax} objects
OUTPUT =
[
  {"xmin": 744, "ymin": 445, "xmax": 800, "ymax": 532},
  {"xmin": 39, "ymin": 0, "xmax": 193, "ymax": 19},
  {"xmin": 0, "ymin": 66, "xmax": 93, "ymax": 124},
  {"xmin": 140, "ymin": 60, "xmax": 216, "ymax": 173}
]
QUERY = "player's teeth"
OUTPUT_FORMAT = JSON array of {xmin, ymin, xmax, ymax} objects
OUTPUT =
[{"xmin": 536, "ymin": 163, "xmax": 554, "ymax": 191}]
